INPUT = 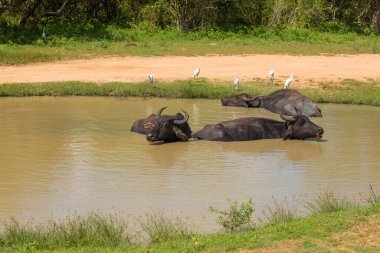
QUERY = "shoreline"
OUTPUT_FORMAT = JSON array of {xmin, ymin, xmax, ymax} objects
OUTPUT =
[
  {"xmin": 1, "ymin": 194, "xmax": 379, "ymax": 252},
  {"xmin": 0, "ymin": 80, "xmax": 379, "ymax": 106}
]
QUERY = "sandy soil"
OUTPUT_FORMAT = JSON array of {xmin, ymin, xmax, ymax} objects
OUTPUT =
[{"xmin": 1, "ymin": 55, "xmax": 380, "ymax": 87}]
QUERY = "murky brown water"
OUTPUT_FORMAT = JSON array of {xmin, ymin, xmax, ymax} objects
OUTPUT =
[{"xmin": 1, "ymin": 97, "xmax": 380, "ymax": 231}]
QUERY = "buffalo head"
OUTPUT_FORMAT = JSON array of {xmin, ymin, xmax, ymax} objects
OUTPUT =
[
  {"xmin": 146, "ymin": 107, "xmax": 191, "ymax": 143},
  {"xmin": 281, "ymin": 113, "xmax": 324, "ymax": 140},
  {"xmin": 221, "ymin": 93, "xmax": 260, "ymax": 108}
]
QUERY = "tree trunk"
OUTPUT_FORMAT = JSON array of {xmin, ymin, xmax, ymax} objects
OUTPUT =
[
  {"xmin": 44, "ymin": 0, "xmax": 71, "ymax": 17},
  {"xmin": 373, "ymin": 2, "xmax": 380, "ymax": 34}
]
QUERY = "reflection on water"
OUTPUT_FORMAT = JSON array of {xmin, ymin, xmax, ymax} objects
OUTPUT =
[{"xmin": 0, "ymin": 97, "xmax": 379, "ymax": 231}]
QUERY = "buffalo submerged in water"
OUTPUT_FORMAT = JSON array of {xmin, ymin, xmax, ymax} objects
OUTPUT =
[
  {"xmin": 221, "ymin": 89, "xmax": 322, "ymax": 117},
  {"xmin": 193, "ymin": 114, "xmax": 324, "ymax": 142},
  {"xmin": 131, "ymin": 107, "xmax": 192, "ymax": 143}
]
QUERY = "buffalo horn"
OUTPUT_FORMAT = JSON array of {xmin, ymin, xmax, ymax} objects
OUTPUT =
[
  {"xmin": 242, "ymin": 95, "xmax": 257, "ymax": 101},
  {"xmin": 280, "ymin": 114, "xmax": 296, "ymax": 122},
  {"xmin": 155, "ymin": 107, "xmax": 167, "ymax": 120},
  {"xmin": 173, "ymin": 110, "xmax": 189, "ymax": 124}
]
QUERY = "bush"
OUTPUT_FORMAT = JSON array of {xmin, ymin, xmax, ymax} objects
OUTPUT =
[{"xmin": 209, "ymin": 198, "xmax": 254, "ymax": 232}]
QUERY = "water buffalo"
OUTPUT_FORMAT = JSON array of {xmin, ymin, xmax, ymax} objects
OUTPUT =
[
  {"xmin": 221, "ymin": 89, "xmax": 322, "ymax": 117},
  {"xmin": 193, "ymin": 114, "xmax": 323, "ymax": 142},
  {"xmin": 131, "ymin": 107, "xmax": 192, "ymax": 143}
]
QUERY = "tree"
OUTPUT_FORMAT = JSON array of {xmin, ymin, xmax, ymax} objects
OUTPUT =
[{"xmin": 372, "ymin": 0, "xmax": 380, "ymax": 34}]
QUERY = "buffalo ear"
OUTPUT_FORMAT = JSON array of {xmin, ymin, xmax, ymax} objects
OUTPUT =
[{"xmin": 283, "ymin": 128, "xmax": 294, "ymax": 140}]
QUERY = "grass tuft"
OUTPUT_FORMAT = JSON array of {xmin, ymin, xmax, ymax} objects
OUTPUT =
[
  {"xmin": 138, "ymin": 212, "xmax": 193, "ymax": 243},
  {"xmin": 305, "ymin": 191, "xmax": 357, "ymax": 214},
  {"xmin": 362, "ymin": 185, "xmax": 380, "ymax": 206},
  {"xmin": 261, "ymin": 197, "xmax": 300, "ymax": 225},
  {"xmin": 0, "ymin": 213, "xmax": 130, "ymax": 250}
]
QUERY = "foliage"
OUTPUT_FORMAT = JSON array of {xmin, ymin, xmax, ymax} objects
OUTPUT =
[
  {"xmin": 209, "ymin": 198, "xmax": 255, "ymax": 231},
  {"xmin": 0, "ymin": 0, "xmax": 379, "ymax": 34}
]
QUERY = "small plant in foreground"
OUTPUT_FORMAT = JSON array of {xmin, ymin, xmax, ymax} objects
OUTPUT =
[
  {"xmin": 261, "ymin": 196, "xmax": 300, "ymax": 225},
  {"xmin": 138, "ymin": 212, "xmax": 193, "ymax": 243},
  {"xmin": 209, "ymin": 198, "xmax": 254, "ymax": 232},
  {"xmin": 305, "ymin": 191, "xmax": 357, "ymax": 214}
]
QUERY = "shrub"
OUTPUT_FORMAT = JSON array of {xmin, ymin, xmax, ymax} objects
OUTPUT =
[{"xmin": 209, "ymin": 198, "xmax": 254, "ymax": 232}]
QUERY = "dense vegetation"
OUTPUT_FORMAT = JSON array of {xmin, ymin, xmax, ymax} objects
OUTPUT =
[
  {"xmin": 0, "ymin": 0, "xmax": 379, "ymax": 45},
  {"xmin": 0, "ymin": 1, "xmax": 379, "ymax": 65},
  {"xmin": 1, "ymin": 0, "xmax": 380, "ymax": 32}
]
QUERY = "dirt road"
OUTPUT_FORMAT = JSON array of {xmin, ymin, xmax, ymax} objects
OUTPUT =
[{"xmin": 1, "ymin": 55, "xmax": 379, "ymax": 87}]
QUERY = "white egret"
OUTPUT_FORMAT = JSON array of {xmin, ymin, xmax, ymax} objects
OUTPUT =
[
  {"xmin": 284, "ymin": 73, "xmax": 294, "ymax": 89},
  {"xmin": 268, "ymin": 69, "xmax": 275, "ymax": 84},
  {"xmin": 42, "ymin": 29, "xmax": 46, "ymax": 39},
  {"xmin": 147, "ymin": 74, "xmax": 154, "ymax": 84},
  {"xmin": 193, "ymin": 67, "xmax": 200, "ymax": 79},
  {"xmin": 232, "ymin": 75, "xmax": 239, "ymax": 90}
]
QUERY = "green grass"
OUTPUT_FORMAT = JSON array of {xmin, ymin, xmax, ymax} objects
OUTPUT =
[
  {"xmin": 1, "ymin": 203, "xmax": 379, "ymax": 253},
  {"xmin": 362, "ymin": 185, "xmax": 380, "ymax": 206},
  {"xmin": 1, "ymin": 188, "xmax": 380, "ymax": 252},
  {"xmin": 1, "ymin": 27, "xmax": 379, "ymax": 65},
  {"xmin": 0, "ymin": 79, "xmax": 379, "ymax": 106},
  {"xmin": 261, "ymin": 197, "xmax": 300, "ymax": 225},
  {"xmin": 305, "ymin": 191, "xmax": 358, "ymax": 214},
  {"xmin": 0, "ymin": 213, "xmax": 130, "ymax": 251},
  {"xmin": 138, "ymin": 212, "xmax": 193, "ymax": 243}
]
